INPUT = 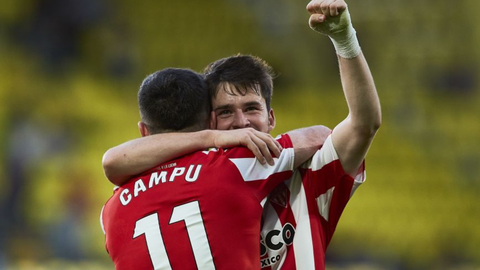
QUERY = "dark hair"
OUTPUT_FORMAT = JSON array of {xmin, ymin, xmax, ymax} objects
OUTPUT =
[
  {"xmin": 204, "ymin": 54, "xmax": 275, "ymax": 110},
  {"xmin": 138, "ymin": 68, "xmax": 210, "ymax": 134}
]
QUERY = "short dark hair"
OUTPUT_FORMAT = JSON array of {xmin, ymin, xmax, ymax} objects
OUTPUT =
[
  {"xmin": 204, "ymin": 54, "xmax": 275, "ymax": 110},
  {"xmin": 138, "ymin": 68, "xmax": 210, "ymax": 134}
]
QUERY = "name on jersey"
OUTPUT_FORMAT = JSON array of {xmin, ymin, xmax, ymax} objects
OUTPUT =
[{"xmin": 119, "ymin": 164, "xmax": 202, "ymax": 206}]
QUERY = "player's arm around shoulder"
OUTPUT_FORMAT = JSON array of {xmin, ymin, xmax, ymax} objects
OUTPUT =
[{"xmin": 102, "ymin": 129, "xmax": 283, "ymax": 186}]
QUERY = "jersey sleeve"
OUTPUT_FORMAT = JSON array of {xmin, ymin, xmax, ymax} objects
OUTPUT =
[
  {"xmin": 304, "ymin": 135, "xmax": 366, "ymax": 241},
  {"xmin": 309, "ymin": 135, "xmax": 365, "ymax": 187},
  {"xmin": 224, "ymin": 133, "xmax": 295, "ymax": 201}
]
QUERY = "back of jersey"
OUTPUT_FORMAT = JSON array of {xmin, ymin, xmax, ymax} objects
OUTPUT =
[{"xmin": 101, "ymin": 137, "xmax": 294, "ymax": 270}]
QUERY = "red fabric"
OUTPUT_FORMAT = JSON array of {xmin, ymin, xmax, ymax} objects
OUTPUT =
[{"xmin": 101, "ymin": 135, "xmax": 294, "ymax": 270}]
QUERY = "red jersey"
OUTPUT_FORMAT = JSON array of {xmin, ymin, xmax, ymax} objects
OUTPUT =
[
  {"xmin": 101, "ymin": 135, "xmax": 295, "ymax": 270},
  {"xmin": 259, "ymin": 135, "xmax": 365, "ymax": 270}
]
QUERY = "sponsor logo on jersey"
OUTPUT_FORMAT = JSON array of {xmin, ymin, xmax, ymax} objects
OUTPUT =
[
  {"xmin": 261, "ymin": 254, "xmax": 281, "ymax": 268},
  {"xmin": 260, "ymin": 223, "xmax": 295, "ymax": 268}
]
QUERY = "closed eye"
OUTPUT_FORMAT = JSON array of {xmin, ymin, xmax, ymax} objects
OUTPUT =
[{"xmin": 245, "ymin": 106, "xmax": 260, "ymax": 112}]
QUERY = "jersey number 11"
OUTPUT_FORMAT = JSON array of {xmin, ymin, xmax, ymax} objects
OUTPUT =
[{"xmin": 133, "ymin": 201, "xmax": 216, "ymax": 270}]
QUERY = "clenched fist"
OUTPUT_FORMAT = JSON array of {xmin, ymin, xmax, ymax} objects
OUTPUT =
[
  {"xmin": 306, "ymin": 0, "xmax": 361, "ymax": 59},
  {"xmin": 306, "ymin": 0, "xmax": 351, "ymax": 40}
]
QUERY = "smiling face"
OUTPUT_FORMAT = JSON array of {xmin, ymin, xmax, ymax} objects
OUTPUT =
[{"xmin": 211, "ymin": 83, "xmax": 275, "ymax": 133}]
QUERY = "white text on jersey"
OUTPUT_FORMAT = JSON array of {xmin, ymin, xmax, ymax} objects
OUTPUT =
[{"xmin": 119, "ymin": 164, "xmax": 203, "ymax": 206}]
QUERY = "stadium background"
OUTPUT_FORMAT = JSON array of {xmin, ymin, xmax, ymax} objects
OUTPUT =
[{"xmin": 0, "ymin": 0, "xmax": 479, "ymax": 269}]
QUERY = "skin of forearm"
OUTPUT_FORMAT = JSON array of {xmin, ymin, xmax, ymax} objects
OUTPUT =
[
  {"xmin": 338, "ymin": 53, "xmax": 381, "ymax": 134},
  {"xmin": 331, "ymin": 53, "xmax": 381, "ymax": 176},
  {"xmin": 102, "ymin": 130, "xmax": 216, "ymax": 186}
]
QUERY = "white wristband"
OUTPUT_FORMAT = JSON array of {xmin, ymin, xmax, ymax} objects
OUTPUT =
[{"xmin": 329, "ymin": 26, "xmax": 361, "ymax": 59}]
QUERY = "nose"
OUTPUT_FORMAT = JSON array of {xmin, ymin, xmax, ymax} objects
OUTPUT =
[{"xmin": 232, "ymin": 112, "xmax": 250, "ymax": 129}]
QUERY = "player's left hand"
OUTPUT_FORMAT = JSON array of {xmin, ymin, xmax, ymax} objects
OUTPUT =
[
  {"xmin": 306, "ymin": 0, "xmax": 351, "ymax": 39},
  {"xmin": 210, "ymin": 112, "xmax": 282, "ymax": 166},
  {"xmin": 212, "ymin": 128, "xmax": 283, "ymax": 166}
]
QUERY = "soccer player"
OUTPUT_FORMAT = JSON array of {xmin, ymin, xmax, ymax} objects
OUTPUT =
[
  {"xmin": 103, "ymin": 0, "xmax": 381, "ymax": 269},
  {"xmin": 100, "ymin": 68, "xmax": 329, "ymax": 269}
]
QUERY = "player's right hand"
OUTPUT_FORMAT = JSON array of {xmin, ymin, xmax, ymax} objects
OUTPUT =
[
  {"xmin": 306, "ymin": 0, "xmax": 352, "ymax": 40},
  {"xmin": 212, "ymin": 128, "xmax": 282, "ymax": 166}
]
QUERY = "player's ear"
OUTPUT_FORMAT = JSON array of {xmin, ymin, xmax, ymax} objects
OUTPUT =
[
  {"xmin": 267, "ymin": 108, "xmax": 276, "ymax": 132},
  {"xmin": 138, "ymin": 121, "xmax": 151, "ymax": 137}
]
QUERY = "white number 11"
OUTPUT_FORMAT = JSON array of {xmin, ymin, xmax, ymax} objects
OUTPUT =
[{"xmin": 133, "ymin": 201, "xmax": 215, "ymax": 270}]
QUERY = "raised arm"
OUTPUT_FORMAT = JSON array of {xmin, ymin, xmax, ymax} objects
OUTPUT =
[
  {"xmin": 102, "ymin": 128, "xmax": 283, "ymax": 186},
  {"xmin": 307, "ymin": 0, "xmax": 381, "ymax": 176}
]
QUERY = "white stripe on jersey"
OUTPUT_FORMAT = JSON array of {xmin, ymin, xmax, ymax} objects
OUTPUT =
[
  {"xmin": 289, "ymin": 173, "xmax": 316, "ymax": 270},
  {"xmin": 351, "ymin": 170, "xmax": 366, "ymax": 197},
  {"xmin": 317, "ymin": 186, "xmax": 335, "ymax": 222},
  {"xmin": 309, "ymin": 136, "xmax": 338, "ymax": 171},
  {"xmin": 100, "ymin": 205, "xmax": 106, "ymax": 235},
  {"xmin": 260, "ymin": 197, "xmax": 268, "ymax": 208},
  {"xmin": 229, "ymin": 148, "xmax": 294, "ymax": 182},
  {"xmin": 310, "ymin": 135, "xmax": 366, "ymax": 198}
]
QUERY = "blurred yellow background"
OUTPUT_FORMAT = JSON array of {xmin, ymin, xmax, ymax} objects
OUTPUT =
[{"xmin": 0, "ymin": 0, "xmax": 479, "ymax": 269}]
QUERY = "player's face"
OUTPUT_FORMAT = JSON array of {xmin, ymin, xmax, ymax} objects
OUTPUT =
[{"xmin": 211, "ymin": 83, "xmax": 275, "ymax": 133}]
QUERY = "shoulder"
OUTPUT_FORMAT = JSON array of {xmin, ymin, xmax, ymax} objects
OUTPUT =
[
  {"xmin": 310, "ymin": 135, "xmax": 338, "ymax": 170},
  {"xmin": 307, "ymin": 135, "xmax": 366, "ymax": 183}
]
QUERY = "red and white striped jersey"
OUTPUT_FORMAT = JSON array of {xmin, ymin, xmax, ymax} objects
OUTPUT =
[
  {"xmin": 100, "ymin": 135, "xmax": 295, "ymax": 270},
  {"xmin": 259, "ymin": 135, "xmax": 365, "ymax": 270}
]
